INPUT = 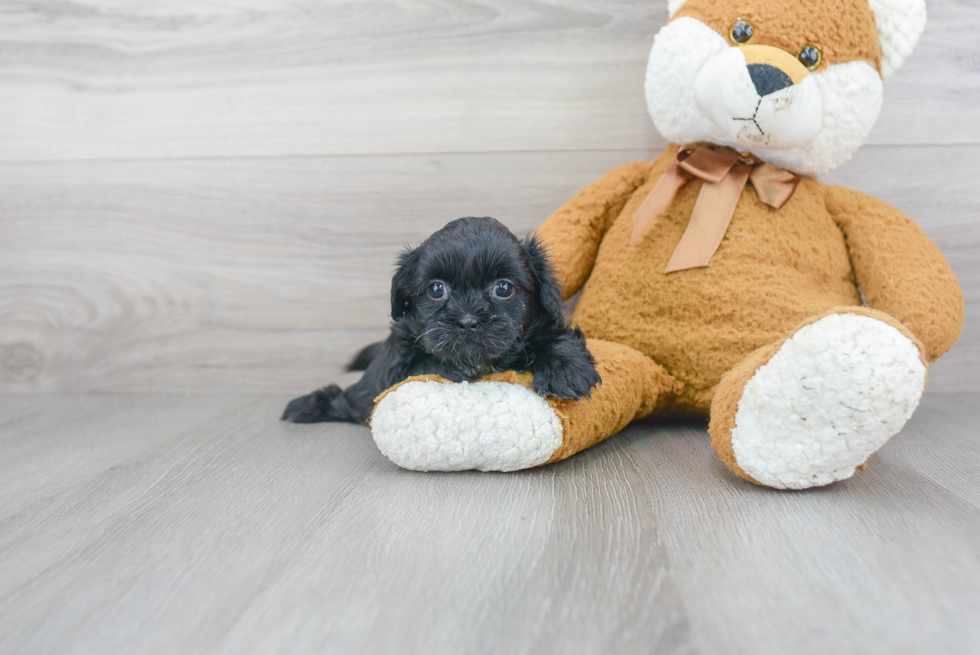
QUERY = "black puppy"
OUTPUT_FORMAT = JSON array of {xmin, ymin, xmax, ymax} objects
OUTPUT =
[{"xmin": 281, "ymin": 217, "xmax": 601, "ymax": 424}]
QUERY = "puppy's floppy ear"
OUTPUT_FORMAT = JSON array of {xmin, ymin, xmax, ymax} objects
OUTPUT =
[
  {"xmin": 523, "ymin": 235, "xmax": 565, "ymax": 323},
  {"xmin": 390, "ymin": 246, "xmax": 421, "ymax": 320}
]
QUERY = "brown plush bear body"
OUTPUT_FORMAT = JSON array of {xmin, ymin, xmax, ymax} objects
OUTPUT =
[
  {"xmin": 538, "ymin": 144, "xmax": 964, "ymax": 416},
  {"xmin": 368, "ymin": 0, "xmax": 966, "ymax": 487}
]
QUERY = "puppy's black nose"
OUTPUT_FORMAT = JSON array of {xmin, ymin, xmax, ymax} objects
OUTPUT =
[
  {"xmin": 747, "ymin": 63, "xmax": 793, "ymax": 97},
  {"xmin": 457, "ymin": 315, "xmax": 479, "ymax": 330}
]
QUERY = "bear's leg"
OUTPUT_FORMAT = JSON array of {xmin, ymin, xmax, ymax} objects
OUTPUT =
[
  {"xmin": 709, "ymin": 307, "xmax": 927, "ymax": 489},
  {"xmin": 370, "ymin": 339, "xmax": 680, "ymax": 472},
  {"xmin": 543, "ymin": 339, "xmax": 681, "ymax": 465}
]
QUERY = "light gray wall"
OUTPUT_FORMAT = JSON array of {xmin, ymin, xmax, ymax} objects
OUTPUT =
[{"xmin": 1, "ymin": 0, "xmax": 976, "ymax": 393}]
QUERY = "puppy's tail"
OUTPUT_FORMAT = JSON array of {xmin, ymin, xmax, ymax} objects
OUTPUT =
[{"xmin": 346, "ymin": 341, "xmax": 384, "ymax": 372}]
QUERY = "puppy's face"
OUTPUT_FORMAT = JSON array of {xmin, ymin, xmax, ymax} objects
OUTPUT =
[{"xmin": 391, "ymin": 218, "xmax": 556, "ymax": 378}]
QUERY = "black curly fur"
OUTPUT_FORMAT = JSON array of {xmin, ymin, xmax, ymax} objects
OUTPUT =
[{"xmin": 282, "ymin": 217, "xmax": 601, "ymax": 424}]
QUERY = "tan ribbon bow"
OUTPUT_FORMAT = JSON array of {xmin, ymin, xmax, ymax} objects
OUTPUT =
[{"xmin": 629, "ymin": 143, "xmax": 802, "ymax": 273}]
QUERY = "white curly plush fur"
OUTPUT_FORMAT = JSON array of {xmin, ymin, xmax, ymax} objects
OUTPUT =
[
  {"xmin": 730, "ymin": 315, "xmax": 927, "ymax": 490},
  {"xmin": 371, "ymin": 381, "xmax": 563, "ymax": 472},
  {"xmin": 868, "ymin": 0, "xmax": 928, "ymax": 78}
]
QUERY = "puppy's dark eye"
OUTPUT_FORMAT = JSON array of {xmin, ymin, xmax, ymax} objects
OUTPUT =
[
  {"xmin": 730, "ymin": 19, "xmax": 753, "ymax": 44},
  {"xmin": 427, "ymin": 281, "xmax": 448, "ymax": 300},
  {"xmin": 491, "ymin": 280, "xmax": 514, "ymax": 299}
]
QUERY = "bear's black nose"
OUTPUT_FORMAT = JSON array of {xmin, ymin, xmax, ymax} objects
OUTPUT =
[{"xmin": 747, "ymin": 63, "xmax": 793, "ymax": 97}]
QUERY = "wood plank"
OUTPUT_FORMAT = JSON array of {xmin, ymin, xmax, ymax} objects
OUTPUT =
[
  {"xmin": 0, "ymin": 394, "xmax": 253, "ymax": 519},
  {"xmin": 1, "ymin": 145, "xmax": 975, "ymax": 393},
  {"xmin": 0, "ymin": 0, "xmax": 976, "ymax": 163},
  {"xmin": 0, "ymin": 394, "xmax": 696, "ymax": 655},
  {"xmin": 1, "ymin": 393, "xmax": 978, "ymax": 653},
  {"xmin": 889, "ymin": 393, "xmax": 980, "ymax": 509},
  {"xmin": 623, "ymin": 393, "xmax": 980, "ymax": 655},
  {"xmin": 0, "ymin": 149, "xmax": 643, "ymax": 393}
]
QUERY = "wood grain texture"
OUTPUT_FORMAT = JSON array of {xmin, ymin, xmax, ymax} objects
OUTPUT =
[
  {"xmin": 2, "ymin": 145, "xmax": 976, "ymax": 393},
  {"xmin": 0, "ymin": 0, "xmax": 977, "ymax": 163},
  {"xmin": 1, "ymin": 392, "xmax": 978, "ymax": 654},
  {"xmin": 0, "ymin": 149, "xmax": 642, "ymax": 392},
  {"xmin": 625, "ymin": 393, "xmax": 980, "ymax": 655},
  {"xmin": 2, "ymin": 3, "xmax": 977, "ymax": 653},
  {"xmin": 0, "ymin": 394, "xmax": 696, "ymax": 655},
  {"xmin": 0, "ymin": 394, "xmax": 251, "ymax": 518}
]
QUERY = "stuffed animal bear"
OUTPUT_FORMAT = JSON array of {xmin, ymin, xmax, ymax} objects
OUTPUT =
[{"xmin": 370, "ymin": 0, "xmax": 964, "ymax": 489}]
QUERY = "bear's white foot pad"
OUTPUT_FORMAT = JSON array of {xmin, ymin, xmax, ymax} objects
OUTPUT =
[
  {"xmin": 732, "ymin": 314, "xmax": 926, "ymax": 489},
  {"xmin": 371, "ymin": 381, "xmax": 564, "ymax": 472}
]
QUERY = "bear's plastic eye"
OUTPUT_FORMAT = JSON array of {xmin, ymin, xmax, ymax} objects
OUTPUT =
[
  {"xmin": 730, "ymin": 20, "xmax": 754, "ymax": 44},
  {"xmin": 491, "ymin": 280, "xmax": 514, "ymax": 299},
  {"xmin": 798, "ymin": 46, "xmax": 822, "ymax": 70},
  {"xmin": 427, "ymin": 281, "xmax": 448, "ymax": 300}
]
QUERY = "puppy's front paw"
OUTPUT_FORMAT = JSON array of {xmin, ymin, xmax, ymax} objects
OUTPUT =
[
  {"xmin": 531, "ymin": 358, "xmax": 601, "ymax": 401},
  {"xmin": 281, "ymin": 385, "xmax": 345, "ymax": 423}
]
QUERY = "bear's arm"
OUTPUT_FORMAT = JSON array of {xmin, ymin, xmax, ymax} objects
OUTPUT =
[
  {"xmin": 824, "ymin": 184, "xmax": 965, "ymax": 362},
  {"xmin": 534, "ymin": 161, "xmax": 652, "ymax": 299}
]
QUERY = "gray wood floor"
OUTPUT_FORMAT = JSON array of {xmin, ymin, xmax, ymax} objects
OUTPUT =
[{"xmin": 1, "ymin": 393, "xmax": 978, "ymax": 655}]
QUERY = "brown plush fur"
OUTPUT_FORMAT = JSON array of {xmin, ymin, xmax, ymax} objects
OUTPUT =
[
  {"xmin": 534, "ymin": 144, "xmax": 962, "ymax": 476},
  {"xmin": 824, "ymin": 187, "xmax": 964, "ymax": 361},
  {"xmin": 542, "ymin": 339, "xmax": 682, "ymax": 464},
  {"xmin": 673, "ymin": 0, "xmax": 882, "ymax": 73}
]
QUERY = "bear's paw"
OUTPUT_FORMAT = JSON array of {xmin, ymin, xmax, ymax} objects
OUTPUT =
[
  {"xmin": 730, "ymin": 314, "xmax": 926, "ymax": 489},
  {"xmin": 371, "ymin": 380, "xmax": 563, "ymax": 472}
]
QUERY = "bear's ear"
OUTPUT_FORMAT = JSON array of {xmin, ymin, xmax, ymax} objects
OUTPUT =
[
  {"xmin": 666, "ymin": 0, "xmax": 686, "ymax": 18},
  {"xmin": 869, "ymin": 0, "xmax": 927, "ymax": 78}
]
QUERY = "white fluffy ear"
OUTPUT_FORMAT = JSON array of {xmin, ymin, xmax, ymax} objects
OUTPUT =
[
  {"xmin": 868, "ymin": 0, "xmax": 927, "ymax": 78},
  {"xmin": 667, "ymin": 0, "xmax": 686, "ymax": 18}
]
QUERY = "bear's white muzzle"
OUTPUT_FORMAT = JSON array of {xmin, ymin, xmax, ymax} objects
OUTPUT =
[{"xmin": 694, "ymin": 45, "xmax": 823, "ymax": 150}]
